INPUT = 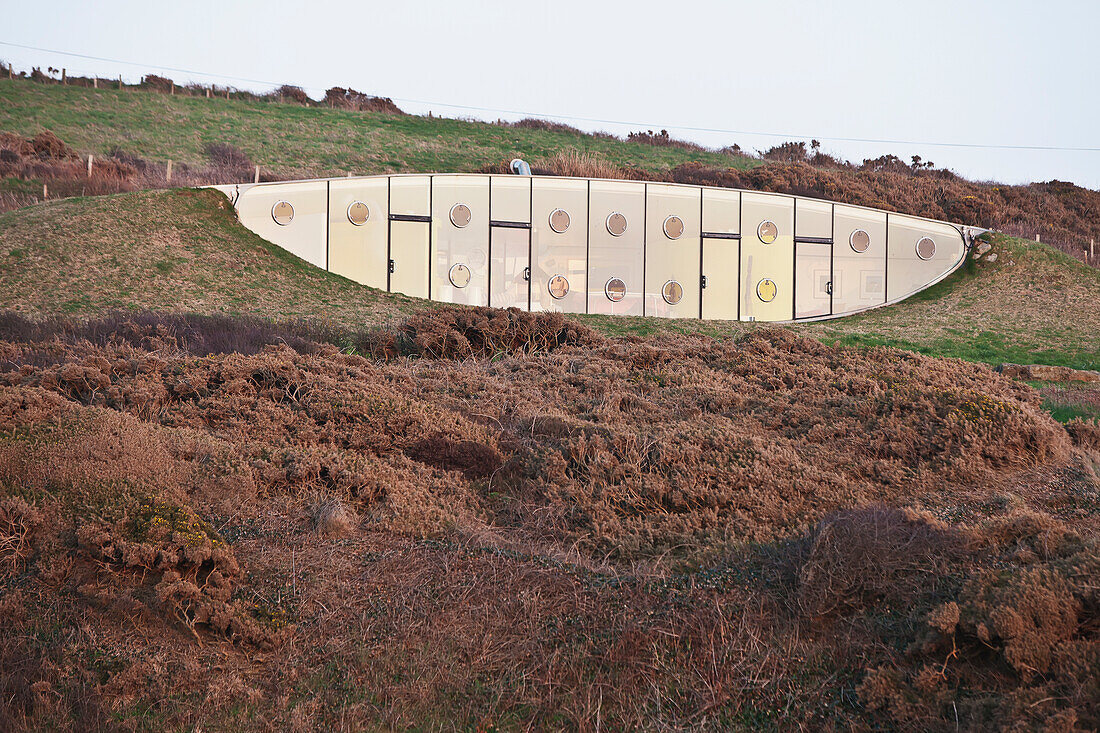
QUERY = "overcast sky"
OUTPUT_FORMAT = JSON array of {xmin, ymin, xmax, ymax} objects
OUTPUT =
[{"xmin": 3, "ymin": 0, "xmax": 1098, "ymax": 188}]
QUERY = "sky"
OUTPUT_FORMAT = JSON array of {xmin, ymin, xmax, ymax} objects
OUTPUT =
[{"xmin": 2, "ymin": 0, "xmax": 1098, "ymax": 189}]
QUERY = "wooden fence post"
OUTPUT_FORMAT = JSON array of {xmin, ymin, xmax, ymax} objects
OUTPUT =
[
  {"xmin": 254, "ymin": 165, "xmax": 260, "ymax": 184},
  {"xmin": 1035, "ymin": 234, "xmax": 1041, "ymax": 242},
  {"xmin": 87, "ymin": 155, "xmax": 93, "ymax": 177},
  {"xmin": 166, "ymin": 160, "xmax": 173, "ymax": 183},
  {"xmin": 206, "ymin": 87, "xmax": 211, "ymax": 98},
  {"xmin": 1091, "ymin": 239, "xmax": 1095, "ymax": 263},
  {"xmin": 61, "ymin": 68, "xmax": 66, "ymax": 84},
  {"xmin": 93, "ymin": 77, "xmax": 98, "ymax": 89},
  {"xmin": 118, "ymin": 75, "xmax": 122, "ymax": 90},
  {"xmin": 171, "ymin": 81, "xmax": 175, "ymax": 95},
  {"xmin": 43, "ymin": 183, "xmax": 48, "ymax": 199}
]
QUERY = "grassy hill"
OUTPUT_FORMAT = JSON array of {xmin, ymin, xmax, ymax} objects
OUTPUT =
[
  {"xmin": 2, "ymin": 187, "xmax": 1098, "ymax": 371},
  {"xmin": 3, "ymin": 190, "xmax": 1099, "ymax": 729},
  {"xmin": 2, "ymin": 76, "xmax": 1100, "ymax": 732},
  {"xmin": 0, "ymin": 79, "xmax": 754, "ymax": 179}
]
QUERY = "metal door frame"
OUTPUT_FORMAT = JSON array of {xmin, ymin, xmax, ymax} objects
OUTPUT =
[
  {"xmin": 701, "ymin": 233, "xmax": 742, "ymax": 321},
  {"xmin": 489, "ymin": 222, "xmax": 532, "ymax": 310}
]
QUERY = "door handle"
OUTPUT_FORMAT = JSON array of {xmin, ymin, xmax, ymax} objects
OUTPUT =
[
  {"xmin": 701, "ymin": 274, "xmax": 708, "ymax": 289},
  {"xmin": 825, "ymin": 281, "xmax": 832, "ymax": 295},
  {"xmin": 389, "ymin": 259, "xmax": 395, "ymax": 274},
  {"xmin": 523, "ymin": 266, "xmax": 531, "ymax": 281}
]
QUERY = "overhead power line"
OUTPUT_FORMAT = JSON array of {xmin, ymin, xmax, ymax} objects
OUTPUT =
[{"xmin": 2, "ymin": 40, "xmax": 1098, "ymax": 154}]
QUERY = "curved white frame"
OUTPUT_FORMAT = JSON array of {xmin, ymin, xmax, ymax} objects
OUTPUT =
[{"xmin": 217, "ymin": 172, "xmax": 978, "ymax": 324}]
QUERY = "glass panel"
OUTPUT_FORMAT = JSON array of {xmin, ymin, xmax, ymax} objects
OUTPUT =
[
  {"xmin": 887, "ymin": 213, "xmax": 965, "ymax": 301},
  {"xmin": 795, "ymin": 242, "xmax": 831, "ymax": 318},
  {"xmin": 329, "ymin": 178, "xmax": 388, "ymax": 289},
  {"xmin": 702, "ymin": 237, "xmax": 739, "ymax": 321},
  {"xmin": 833, "ymin": 205, "xmax": 886, "ymax": 315},
  {"xmin": 532, "ymin": 177, "xmax": 587, "ymax": 314},
  {"xmin": 389, "ymin": 220, "xmax": 430, "ymax": 299},
  {"xmin": 432, "ymin": 176, "xmax": 488, "ymax": 306},
  {"xmin": 589, "ymin": 180, "xmax": 644, "ymax": 315},
  {"xmin": 489, "ymin": 227, "xmax": 530, "ymax": 309}
]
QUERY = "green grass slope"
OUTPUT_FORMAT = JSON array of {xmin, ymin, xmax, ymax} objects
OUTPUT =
[
  {"xmin": 2, "ymin": 188, "xmax": 1098, "ymax": 369},
  {"xmin": 0, "ymin": 188, "xmax": 415, "ymax": 326},
  {"xmin": 0, "ymin": 79, "xmax": 754, "ymax": 178}
]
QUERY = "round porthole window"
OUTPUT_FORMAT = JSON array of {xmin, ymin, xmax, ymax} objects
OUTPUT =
[
  {"xmin": 604, "ymin": 277, "xmax": 627, "ymax": 302},
  {"xmin": 757, "ymin": 220, "xmax": 778, "ymax": 244},
  {"xmin": 548, "ymin": 274, "xmax": 570, "ymax": 299},
  {"xmin": 662, "ymin": 280, "xmax": 683, "ymax": 305},
  {"xmin": 916, "ymin": 237, "xmax": 936, "ymax": 260},
  {"xmin": 849, "ymin": 229, "xmax": 870, "ymax": 253},
  {"xmin": 347, "ymin": 201, "xmax": 370, "ymax": 226},
  {"xmin": 663, "ymin": 215, "xmax": 685, "ymax": 240},
  {"xmin": 448, "ymin": 263, "xmax": 471, "ymax": 288},
  {"xmin": 756, "ymin": 278, "xmax": 777, "ymax": 303},
  {"xmin": 272, "ymin": 200, "xmax": 294, "ymax": 226},
  {"xmin": 449, "ymin": 203, "xmax": 472, "ymax": 228},
  {"xmin": 549, "ymin": 208, "xmax": 571, "ymax": 234},
  {"xmin": 606, "ymin": 212, "xmax": 628, "ymax": 237}
]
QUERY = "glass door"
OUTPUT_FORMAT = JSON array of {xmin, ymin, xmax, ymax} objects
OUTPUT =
[{"xmin": 489, "ymin": 225, "xmax": 531, "ymax": 310}]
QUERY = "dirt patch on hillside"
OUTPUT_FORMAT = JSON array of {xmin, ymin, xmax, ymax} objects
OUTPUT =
[{"xmin": 1, "ymin": 312, "xmax": 1097, "ymax": 730}]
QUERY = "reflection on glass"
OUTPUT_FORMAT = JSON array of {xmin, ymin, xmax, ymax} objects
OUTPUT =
[
  {"xmin": 916, "ymin": 237, "xmax": 936, "ymax": 260},
  {"xmin": 606, "ymin": 212, "xmax": 628, "ymax": 237},
  {"xmin": 449, "ymin": 263, "xmax": 471, "ymax": 288},
  {"xmin": 758, "ymin": 220, "xmax": 778, "ymax": 244},
  {"xmin": 449, "ymin": 203, "xmax": 472, "ymax": 228},
  {"xmin": 548, "ymin": 275, "xmax": 569, "ymax": 299},
  {"xmin": 605, "ymin": 277, "xmax": 627, "ymax": 301},
  {"xmin": 549, "ymin": 208, "xmax": 571, "ymax": 233},
  {"xmin": 849, "ymin": 229, "xmax": 870, "ymax": 253},
  {"xmin": 272, "ymin": 201, "xmax": 294, "ymax": 226},
  {"xmin": 663, "ymin": 216, "xmax": 684, "ymax": 240}
]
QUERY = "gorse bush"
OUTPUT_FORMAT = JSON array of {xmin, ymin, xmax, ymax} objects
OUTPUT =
[
  {"xmin": 0, "ymin": 312, "xmax": 1097, "ymax": 729},
  {"xmin": 360, "ymin": 306, "xmax": 603, "ymax": 359}
]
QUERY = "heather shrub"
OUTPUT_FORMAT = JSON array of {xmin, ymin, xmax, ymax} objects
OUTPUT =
[
  {"xmin": 271, "ymin": 84, "xmax": 311, "ymax": 104},
  {"xmin": 626, "ymin": 129, "xmax": 708, "ymax": 152},
  {"xmin": 0, "ymin": 311, "xmax": 1097, "ymax": 729},
  {"xmin": 366, "ymin": 306, "xmax": 602, "ymax": 359},
  {"xmin": 204, "ymin": 141, "xmax": 252, "ymax": 170},
  {"xmin": 139, "ymin": 74, "xmax": 174, "ymax": 93},
  {"xmin": 0, "ymin": 496, "xmax": 43, "ymax": 577},
  {"xmin": 796, "ymin": 506, "xmax": 963, "ymax": 618},
  {"xmin": 311, "ymin": 497, "xmax": 356, "ymax": 537},
  {"xmin": 323, "ymin": 87, "xmax": 404, "ymax": 114},
  {"xmin": 0, "ymin": 311, "xmax": 340, "ymax": 363}
]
